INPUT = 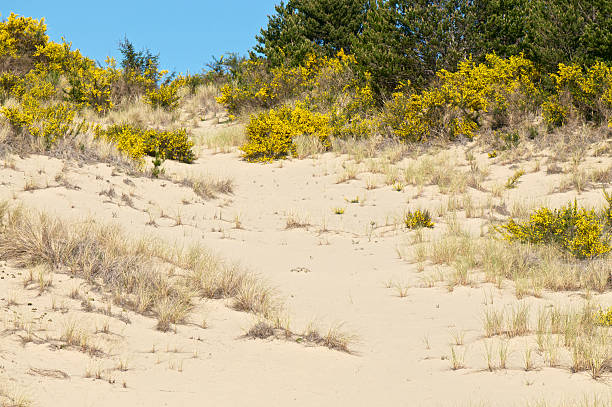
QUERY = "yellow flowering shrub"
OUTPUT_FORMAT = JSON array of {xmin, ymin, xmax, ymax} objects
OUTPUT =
[
  {"xmin": 94, "ymin": 124, "xmax": 194, "ymax": 163},
  {"xmin": 542, "ymin": 97, "xmax": 569, "ymax": 127},
  {"xmin": 383, "ymin": 88, "xmax": 445, "ymax": 141},
  {"xmin": 0, "ymin": 67, "xmax": 82, "ymax": 146},
  {"xmin": 545, "ymin": 62, "xmax": 612, "ymax": 126},
  {"xmin": 384, "ymin": 54, "xmax": 539, "ymax": 141},
  {"xmin": 144, "ymin": 77, "xmax": 185, "ymax": 111},
  {"xmin": 596, "ymin": 307, "xmax": 612, "ymax": 326},
  {"xmin": 34, "ymin": 41, "xmax": 119, "ymax": 112},
  {"xmin": 217, "ymin": 50, "xmax": 359, "ymax": 116},
  {"xmin": 403, "ymin": 210, "xmax": 434, "ymax": 229},
  {"xmin": 0, "ymin": 72, "xmax": 23, "ymax": 99},
  {"xmin": 498, "ymin": 200, "xmax": 610, "ymax": 259},
  {"xmin": 242, "ymin": 103, "xmax": 331, "ymax": 162},
  {"xmin": 0, "ymin": 13, "xmax": 48, "ymax": 58}
]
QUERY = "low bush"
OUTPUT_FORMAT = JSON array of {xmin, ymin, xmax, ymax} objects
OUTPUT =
[
  {"xmin": 403, "ymin": 210, "xmax": 434, "ymax": 229},
  {"xmin": 144, "ymin": 78, "xmax": 185, "ymax": 111},
  {"xmin": 498, "ymin": 199, "xmax": 610, "ymax": 259},
  {"xmin": 595, "ymin": 307, "xmax": 612, "ymax": 326},
  {"xmin": 94, "ymin": 123, "xmax": 194, "ymax": 163},
  {"xmin": 544, "ymin": 62, "xmax": 612, "ymax": 127},
  {"xmin": 241, "ymin": 103, "xmax": 331, "ymax": 162},
  {"xmin": 383, "ymin": 54, "xmax": 539, "ymax": 142}
]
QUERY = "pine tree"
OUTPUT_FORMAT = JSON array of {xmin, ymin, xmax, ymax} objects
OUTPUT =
[
  {"xmin": 254, "ymin": 0, "xmax": 368, "ymax": 67},
  {"xmin": 253, "ymin": 1, "xmax": 314, "ymax": 67},
  {"xmin": 524, "ymin": 0, "xmax": 612, "ymax": 71}
]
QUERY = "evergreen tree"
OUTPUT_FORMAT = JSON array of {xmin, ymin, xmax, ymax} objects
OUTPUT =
[
  {"xmin": 466, "ymin": 0, "xmax": 530, "ymax": 59},
  {"xmin": 352, "ymin": 1, "xmax": 420, "ymax": 95},
  {"xmin": 525, "ymin": 0, "xmax": 612, "ymax": 71},
  {"xmin": 253, "ymin": 1, "xmax": 314, "ymax": 67},
  {"xmin": 254, "ymin": 0, "xmax": 368, "ymax": 67},
  {"xmin": 296, "ymin": 0, "xmax": 368, "ymax": 54}
]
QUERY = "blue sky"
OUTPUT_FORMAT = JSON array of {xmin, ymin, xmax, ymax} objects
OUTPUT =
[{"xmin": 1, "ymin": 1, "xmax": 280, "ymax": 74}]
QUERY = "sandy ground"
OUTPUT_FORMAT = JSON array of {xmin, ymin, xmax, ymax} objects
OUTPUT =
[{"xmin": 0, "ymin": 119, "xmax": 611, "ymax": 406}]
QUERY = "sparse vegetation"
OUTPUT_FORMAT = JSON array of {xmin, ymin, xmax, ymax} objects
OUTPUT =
[{"xmin": 1, "ymin": 5, "xmax": 611, "ymax": 406}]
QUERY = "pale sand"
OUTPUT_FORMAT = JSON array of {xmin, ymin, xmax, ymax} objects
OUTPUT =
[{"xmin": 0, "ymin": 122, "xmax": 611, "ymax": 406}]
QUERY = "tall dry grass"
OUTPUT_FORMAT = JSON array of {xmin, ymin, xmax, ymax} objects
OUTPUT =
[{"xmin": 0, "ymin": 203, "xmax": 354, "ymax": 350}]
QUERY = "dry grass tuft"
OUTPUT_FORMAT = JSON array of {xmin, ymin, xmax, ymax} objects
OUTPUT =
[
  {"xmin": 175, "ymin": 173, "xmax": 234, "ymax": 200},
  {"xmin": 194, "ymin": 124, "xmax": 247, "ymax": 153}
]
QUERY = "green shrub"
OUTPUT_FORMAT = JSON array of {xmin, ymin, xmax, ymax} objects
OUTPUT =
[
  {"xmin": 95, "ymin": 124, "xmax": 194, "ymax": 163},
  {"xmin": 498, "ymin": 200, "xmax": 610, "ymax": 259},
  {"xmin": 403, "ymin": 210, "xmax": 434, "ymax": 229}
]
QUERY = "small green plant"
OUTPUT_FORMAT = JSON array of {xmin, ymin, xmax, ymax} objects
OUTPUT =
[
  {"xmin": 403, "ymin": 209, "xmax": 434, "ymax": 229},
  {"xmin": 333, "ymin": 207, "xmax": 345, "ymax": 215},
  {"xmin": 505, "ymin": 169, "xmax": 525, "ymax": 189},
  {"xmin": 151, "ymin": 149, "xmax": 165, "ymax": 178},
  {"xmin": 496, "ymin": 130, "xmax": 520, "ymax": 150},
  {"xmin": 498, "ymin": 198, "xmax": 611, "ymax": 259},
  {"xmin": 603, "ymin": 189, "xmax": 612, "ymax": 226},
  {"xmin": 488, "ymin": 150, "xmax": 498, "ymax": 158},
  {"xmin": 393, "ymin": 182, "xmax": 404, "ymax": 192}
]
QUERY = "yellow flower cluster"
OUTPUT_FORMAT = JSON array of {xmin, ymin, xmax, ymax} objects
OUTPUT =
[
  {"xmin": 0, "ymin": 13, "xmax": 48, "ymax": 57},
  {"xmin": 217, "ymin": 51, "xmax": 359, "ymax": 116},
  {"xmin": 595, "ymin": 307, "xmax": 612, "ymax": 326},
  {"xmin": 385, "ymin": 54, "xmax": 538, "ymax": 141},
  {"xmin": 54, "ymin": 51, "xmax": 118, "ymax": 112},
  {"xmin": 144, "ymin": 77, "xmax": 185, "ymax": 111},
  {"xmin": 498, "ymin": 200, "xmax": 610, "ymax": 259},
  {"xmin": 242, "ymin": 103, "xmax": 331, "ymax": 162},
  {"xmin": 544, "ymin": 62, "xmax": 612, "ymax": 127},
  {"xmin": 403, "ymin": 210, "xmax": 434, "ymax": 229},
  {"xmin": 94, "ymin": 124, "xmax": 194, "ymax": 163},
  {"xmin": 0, "ymin": 67, "xmax": 81, "ymax": 146}
]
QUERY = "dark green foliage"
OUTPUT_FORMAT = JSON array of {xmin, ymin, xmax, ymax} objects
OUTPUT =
[
  {"xmin": 151, "ymin": 149, "xmax": 165, "ymax": 178},
  {"xmin": 524, "ymin": 0, "xmax": 612, "ymax": 72},
  {"xmin": 296, "ymin": 0, "xmax": 368, "ymax": 55},
  {"xmin": 253, "ymin": 1, "xmax": 316, "ymax": 67},
  {"xmin": 467, "ymin": 0, "xmax": 530, "ymax": 60},
  {"xmin": 206, "ymin": 53, "xmax": 244, "ymax": 80},
  {"xmin": 254, "ymin": 0, "xmax": 367, "ymax": 67},
  {"xmin": 252, "ymin": 0, "xmax": 611, "ymax": 100},
  {"xmin": 118, "ymin": 37, "xmax": 161, "ymax": 84},
  {"xmin": 352, "ymin": 1, "xmax": 421, "ymax": 95}
]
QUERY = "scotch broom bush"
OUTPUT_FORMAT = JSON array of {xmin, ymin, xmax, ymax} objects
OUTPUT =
[
  {"xmin": 95, "ymin": 123, "xmax": 194, "ymax": 163},
  {"xmin": 144, "ymin": 77, "xmax": 185, "ymax": 111},
  {"xmin": 498, "ymin": 199, "xmax": 611, "ymax": 259},
  {"xmin": 242, "ymin": 103, "xmax": 331, "ymax": 162},
  {"xmin": 383, "ymin": 54, "xmax": 539, "ymax": 141},
  {"xmin": 543, "ymin": 62, "xmax": 612, "ymax": 127},
  {"xmin": 596, "ymin": 307, "xmax": 612, "ymax": 326},
  {"xmin": 403, "ymin": 210, "xmax": 434, "ymax": 229}
]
